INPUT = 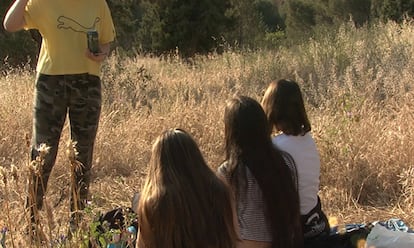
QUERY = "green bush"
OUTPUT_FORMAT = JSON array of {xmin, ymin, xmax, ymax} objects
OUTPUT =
[{"xmin": 0, "ymin": 30, "xmax": 39, "ymax": 70}]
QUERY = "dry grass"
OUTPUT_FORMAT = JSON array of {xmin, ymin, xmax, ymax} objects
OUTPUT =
[{"xmin": 1, "ymin": 20, "xmax": 414, "ymax": 245}]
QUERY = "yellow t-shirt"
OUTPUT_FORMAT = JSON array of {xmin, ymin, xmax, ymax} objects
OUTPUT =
[{"xmin": 24, "ymin": 0, "xmax": 116, "ymax": 76}]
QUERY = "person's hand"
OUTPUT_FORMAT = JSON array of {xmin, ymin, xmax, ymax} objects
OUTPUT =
[
  {"xmin": 85, "ymin": 49, "xmax": 108, "ymax": 62},
  {"xmin": 85, "ymin": 43, "xmax": 111, "ymax": 62}
]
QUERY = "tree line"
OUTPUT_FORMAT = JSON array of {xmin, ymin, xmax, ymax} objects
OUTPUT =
[{"xmin": 1, "ymin": 0, "xmax": 414, "ymax": 67}]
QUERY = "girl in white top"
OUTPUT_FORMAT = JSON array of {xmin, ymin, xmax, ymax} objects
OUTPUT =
[{"xmin": 261, "ymin": 79, "xmax": 330, "ymax": 241}]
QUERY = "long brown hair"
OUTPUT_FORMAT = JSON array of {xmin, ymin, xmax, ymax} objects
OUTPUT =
[
  {"xmin": 138, "ymin": 128, "xmax": 237, "ymax": 248},
  {"xmin": 224, "ymin": 96, "xmax": 303, "ymax": 248},
  {"xmin": 261, "ymin": 79, "xmax": 311, "ymax": 135}
]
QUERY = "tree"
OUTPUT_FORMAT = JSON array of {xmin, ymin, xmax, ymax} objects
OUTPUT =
[
  {"xmin": 137, "ymin": 0, "xmax": 233, "ymax": 56},
  {"xmin": 136, "ymin": 1, "xmax": 164, "ymax": 53},
  {"xmin": 224, "ymin": 0, "xmax": 270, "ymax": 48},
  {"xmin": 281, "ymin": 0, "xmax": 372, "ymax": 41},
  {"xmin": 106, "ymin": 0, "xmax": 140, "ymax": 51},
  {"xmin": 256, "ymin": 0, "xmax": 285, "ymax": 32},
  {"xmin": 371, "ymin": 0, "xmax": 414, "ymax": 22},
  {"xmin": 283, "ymin": 0, "xmax": 317, "ymax": 40},
  {"xmin": 344, "ymin": 0, "xmax": 372, "ymax": 25}
]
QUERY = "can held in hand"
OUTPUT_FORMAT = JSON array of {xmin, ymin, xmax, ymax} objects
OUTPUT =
[{"xmin": 87, "ymin": 30, "xmax": 100, "ymax": 54}]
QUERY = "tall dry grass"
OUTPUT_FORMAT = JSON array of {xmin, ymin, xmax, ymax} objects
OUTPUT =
[{"xmin": 0, "ymin": 20, "xmax": 414, "ymax": 245}]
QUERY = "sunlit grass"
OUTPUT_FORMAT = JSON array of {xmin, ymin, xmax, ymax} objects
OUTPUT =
[{"xmin": 0, "ymin": 20, "xmax": 414, "ymax": 245}]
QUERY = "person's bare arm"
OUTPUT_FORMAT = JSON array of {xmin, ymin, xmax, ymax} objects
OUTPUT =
[
  {"xmin": 3, "ymin": 0, "xmax": 29, "ymax": 32},
  {"xmin": 85, "ymin": 42, "xmax": 111, "ymax": 62}
]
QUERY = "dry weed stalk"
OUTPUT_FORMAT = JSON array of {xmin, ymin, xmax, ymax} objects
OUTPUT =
[
  {"xmin": 0, "ymin": 167, "xmax": 15, "ymax": 248},
  {"xmin": 25, "ymin": 143, "xmax": 51, "ymax": 246},
  {"xmin": 399, "ymin": 167, "xmax": 414, "ymax": 213},
  {"xmin": 66, "ymin": 140, "xmax": 84, "ymax": 234},
  {"xmin": 44, "ymin": 200, "xmax": 55, "ymax": 244}
]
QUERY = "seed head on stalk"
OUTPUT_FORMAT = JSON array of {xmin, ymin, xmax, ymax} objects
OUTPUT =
[
  {"xmin": 0, "ymin": 166, "xmax": 7, "ymax": 186},
  {"xmin": 66, "ymin": 140, "xmax": 83, "ymax": 171},
  {"xmin": 37, "ymin": 143, "xmax": 50, "ymax": 159},
  {"xmin": 10, "ymin": 164, "xmax": 18, "ymax": 183},
  {"xmin": 25, "ymin": 143, "xmax": 51, "ymax": 177}
]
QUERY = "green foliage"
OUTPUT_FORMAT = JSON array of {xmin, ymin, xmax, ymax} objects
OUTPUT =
[
  {"xmin": 77, "ymin": 205, "xmax": 137, "ymax": 247},
  {"xmin": 371, "ymin": 0, "xmax": 414, "ymax": 22},
  {"xmin": 283, "ymin": 0, "xmax": 317, "ymax": 40},
  {"xmin": 341, "ymin": 0, "xmax": 372, "ymax": 25},
  {"xmin": 316, "ymin": 0, "xmax": 372, "ymax": 25},
  {"xmin": 224, "ymin": 0, "xmax": 270, "ymax": 48},
  {"xmin": 256, "ymin": 0, "xmax": 285, "ymax": 31},
  {"xmin": 136, "ymin": 1, "xmax": 164, "ymax": 53},
  {"xmin": 264, "ymin": 30, "xmax": 287, "ymax": 48},
  {"xmin": 86, "ymin": 219, "xmax": 111, "ymax": 248},
  {"xmin": 106, "ymin": 0, "xmax": 140, "ymax": 51},
  {"xmin": 137, "ymin": 0, "xmax": 233, "ymax": 56},
  {"xmin": 4, "ymin": 0, "xmax": 414, "ymax": 64},
  {"xmin": 282, "ymin": 0, "xmax": 372, "ymax": 41},
  {"xmin": 0, "ymin": 30, "xmax": 39, "ymax": 69}
]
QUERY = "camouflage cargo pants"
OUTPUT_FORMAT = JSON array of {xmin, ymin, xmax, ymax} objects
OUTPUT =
[{"xmin": 28, "ymin": 73, "xmax": 101, "ymax": 216}]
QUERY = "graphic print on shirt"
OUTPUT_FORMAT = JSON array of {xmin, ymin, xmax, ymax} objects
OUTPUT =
[{"xmin": 57, "ymin": 16, "xmax": 100, "ymax": 33}]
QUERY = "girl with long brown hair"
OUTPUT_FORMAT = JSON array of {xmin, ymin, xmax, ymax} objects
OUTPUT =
[
  {"xmin": 218, "ymin": 96, "xmax": 303, "ymax": 248},
  {"xmin": 137, "ymin": 128, "xmax": 238, "ymax": 248}
]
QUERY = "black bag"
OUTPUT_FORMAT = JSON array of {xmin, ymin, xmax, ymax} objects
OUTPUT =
[
  {"xmin": 99, "ymin": 207, "xmax": 138, "ymax": 231},
  {"xmin": 90, "ymin": 207, "xmax": 138, "ymax": 248},
  {"xmin": 302, "ymin": 197, "xmax": 330, "ymax": 239},
  {"xmin": 305, "ymin": 224, "xmax": 370, "ymax": 248}
]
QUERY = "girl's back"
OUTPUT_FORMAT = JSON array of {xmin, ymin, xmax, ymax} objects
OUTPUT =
[
  {"xmin": 137, "ymin": 129, "xmax": 237, "ymax": 248},
  {"xmin": 273, "ymin": 132, "xmax": 320, "ymax": 214},
  {"xmin": 221, "ymin": 96, "xmax": 303, "ymax": 248}
]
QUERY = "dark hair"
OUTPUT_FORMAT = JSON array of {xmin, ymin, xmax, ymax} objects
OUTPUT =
[
  {"xmin": 138, "ymin": 128, "xmax": 237, "ymax": 248},
  {"xmin": 261, "ymin": 79, "xmax": 311, "ymax": 135},
  {"xmin": 224, "ymin": 96, "xmax": 303, "ymax": 248}
]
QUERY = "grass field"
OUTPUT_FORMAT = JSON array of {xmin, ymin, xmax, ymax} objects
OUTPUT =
[{"xmin": 1, "ymin": 20, "xmax": 414, "ymax": 246}]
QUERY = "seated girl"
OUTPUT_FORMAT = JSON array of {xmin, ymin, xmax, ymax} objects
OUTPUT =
[
  {"xmin": 218, "ymin": 96, "xmax": 303, "ymax": 248},
  {"xmin": 261, "ymin": 79, "xmax": 330, "ymax": 242},
  {"xmin": 136, "ymin": 128, "xmax": 238, "ymax": 248}
]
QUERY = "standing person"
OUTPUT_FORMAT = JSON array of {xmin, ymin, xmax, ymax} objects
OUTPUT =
[
  {"xmin": 3, "ymin": 0, "xmax": 116, "ymax": 231},
  {"xmin": 136, "ymin": 128, "xmax": 238, "ymax": 248},
  {"xmin": 218, "ymin": 96, "xmax": 303, "ymax": 248},
  {"xmin": 261, "ymin": 79, "xmax": 330, "ymax": 243}
]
